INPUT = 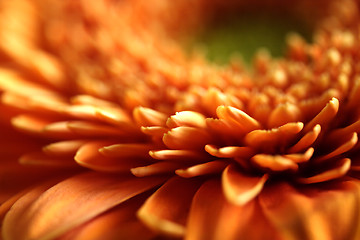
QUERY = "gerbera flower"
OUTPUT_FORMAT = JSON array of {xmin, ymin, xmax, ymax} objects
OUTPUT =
[{"xmin": 1, "ymin": 0, "xmax": 360, "ymax": 239}]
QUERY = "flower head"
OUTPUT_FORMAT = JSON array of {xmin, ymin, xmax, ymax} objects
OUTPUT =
[{"xmin": 1, "ymin": 0, "xmax": 360, "ymax": 239}]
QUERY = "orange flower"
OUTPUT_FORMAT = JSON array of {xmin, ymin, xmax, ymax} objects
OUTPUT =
[{"xmin": 1, "ymin": 0, "xmax": 360, "ymax": 239}]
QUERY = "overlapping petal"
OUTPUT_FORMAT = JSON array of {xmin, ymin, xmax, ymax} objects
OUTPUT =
[
  {"xmin": 2, "ymin": 172, "xmax": 166, "ymax": 240},
  {"xmin": 1, "ymin": 0, "xmax": 360, "ymax": 239}
]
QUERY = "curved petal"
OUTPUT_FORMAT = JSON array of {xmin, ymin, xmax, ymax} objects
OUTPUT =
[
  {"xmin": 216, "ymin": 106, "xmax": 261, "ymax": 131},
  {"xmin": 176, "ymin": 160, "xmax": 228, "ymax": 178},
  {"xmin": 141, "ymin": 126, "xmax": 168, "ymax": 138},
  {"xmin": 0, "ymin": 69, "xmax": 58, "ymax": 97},
  {"xmin": 133, "ymin": 107, "xmax": 168, "ymax": 126},
  {"xmin": 259, "ymin": 180, "xmax": 360, "ymax": 240},
  {"xmin": 315, "ymin": 133, "xmax": 357, "ymax": 163},
  {"xmin": 2, "ymin": 172, "xmax": 166, "ymax": 240},
  {"xmin": 0, "ymin": 161, "xmax": 74, "ymax": 204},
  {"xmin": 11, "ymin": 114, "xmax": 52, "ymax": 135},
  {"xmin": 297, "ymin": 158, "xmax": 351, "ymax": 184},
  {"xmin": 251, "ymin": 154, "xmax": 298, "ymax": 172},
  {"xmin": 327, "ymin": 120, "xmax": 360, "ymax": 145},
  {"xmin": 0, "ymin": 175, "xmax": 70, "ymax": 222},
  {"xmin": 66, "ymin": 121, "xmax": 133, "ymax": 138},
  {"xmin": 131, "ymin": 162, "xmax": 184, "ymax": 177},
  {"xmin": 70, "ymin": 95, "xmax": 119, "ymax": 108},
  {"xmin": 303, "ymin": 97, "xmax": 339, "ymax": 133},
  {"xmin": 205, "ymin": 144, "xmax": 255, "ymax": 159},
  {"xmin": 150, "ymin": 149, "xmax": 209, "ymax": 162},
  {"xmin": 58, "ymin": 194, "xmax": 156, "ymax": 240},
  {"xmin": 75, "ymin": 141, "xmax": 149, "ymax": 172},
  {"xmin": 138, "ymin": 177, "xmax": 203, "ymax": 238},
  {"xmin": 99, "ymin": 143, "xmax": 156, "ymax": 159},
  {"xmin": 166, "ymin": 111, "xmax": 206, "ymax": 128},
  {"xmin": 186, "ymin": 179, "xmax": 279, "ymax": 240},
  {"xmin": 43, "ymin": 140, "xmax": 88, "ymax": 157},
  {"xmin": 163, "ymin": 126, "xmax": 213, "ymax": 150},
  {"xmin": 222, "ymin": 165, "xmax": 268, "ymax": 206},
  {"xmin": 288, "ymin": 125, "xmax": 321, "ymax": 153},
  {"xmin": 245, "ymin": 122, "xmax": 303, "ymax": 151},
  {"xmin": 268, "ymin": 102, "xmax": 302, "ymax": 128}
]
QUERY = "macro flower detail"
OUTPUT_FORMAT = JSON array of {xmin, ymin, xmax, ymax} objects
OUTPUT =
[{"xmin": 2, "ymin": 0, "xmax": 360, "ymax": 240}]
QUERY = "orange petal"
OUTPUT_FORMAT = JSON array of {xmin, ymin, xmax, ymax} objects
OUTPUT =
[
  {"xmin": 2, "ymin": 92, "xmax": 66, "ymax": 114},
  {"xmin": 216, "ymin": 106, "xmax": 260, "ymax": 132},
  {"xmin": 268, "ymin": 102, "xmax": 302, "ymax": 128},
  {"xmin": 58, "ymin": 194, "xmax": 156, "ymax": 240},
  {"xmin": 166, "ymin": 111, "xmax": 206, "ymax": 128},
  {"xmin": 133, "ymin": 107, "xmax": 168, "ymax": 126},
  {"xmin": 247, "ymin": 93, "xmax": 272, "ymax": 124},
  {"xmin": 245, "ymin": 122, "xmax": 303, "ymax": 150},
  {"xmin": 100, "ymin": 143, "xmax": 156, "ymax": 159},
  {"xmin": 176, "ymin": 160, "xmax": 229, "ymax": 178},
  {"xmin": 297, "ymin": 158, "xmax": 351, "ymax": 184},
  {"xmin": 186, "ymin": 179, "xmax": 279, "ymax": 240},
  {"xmin": 43, "ymin": 121, "xmax": 79, "ymax": 139},
  {"xmin": 222, "ymin": 165, "xmax": 268, "ymax": 206},
  {"xmin": 163, "ymin": 126, "xmax": 213, "ymax": 150},
  {"xmin": 299, "ymin": 89, "xmax": 339, "ymax": 121},
  {"xmin": 303, "ymin": 97, "xmax": 339, "ymax": 133},
  {"xmin": 141, "ymin": 126, "xmax": 168, "ymax": 138},
  {"xmin": 67, "ymin": 121, "xmax": 134, "ymax": 138},
  {"xmin": 150, "ymin": 149, "xmax": 209, "ymax": 162},
  {"xmin": 0, "ymin": 68, "xmax": 58, "ymax": 97},
  {"xmin": 288, "ymin": 124, "xmax": 321, "ymax": 153},
  {"xmin": 259, "ymin": 180, "xmax": 360, "ymax": 240},
  {"xmin": 203, "ymin": 88, "xmax": 243, "ymax": 117},
  {"xmin": 315, "ymin": 133, "xmax": 357, "ymax": 163},
  {"xmin": 43, "ymin": 140, "xmax": 88, "ymax": 157},
  {"xmin": 71, "ymin": 95, "xmax": 119, "ymax": 108},
  {"xmin": 75, "ymin": 141, "xmax": 148, "ymax": 172},
  {"xmin": 11, "ymin": 114, "xmax": 52, "ymax": 135},
  {"xmin": 205, "ymin": 144, "xmax": 255, "ymax": 159},
  {"xmin": 95, "ymin": 107, "xmax": 136, "ymax": 130},
  {"xmin": 2, "ymin": 172, "xmax": 166, "ymax": 240},
  {"xmin": 251, "ymin": 154, "xmax": 299, "ymax": 172},
  {"xmin": 283, "ymin": 148, "xmax": 314, "ymax": 163},
  {"xmin": 138, "ymin": 177, "xmax": 203, "ymax": 238},
  {"xmin": 206, "ymin": 118, "xmax": 241, "ymax": 136},
  {"xmin": 327, "ymin": 120, "xmax": 360, "ymax": 145},
  {"xmin": 131, "ymin": 162, "xmax": 184, "ymax": 177},
  {"xmin": 0, "ymin": 175, "xmax": 70, "ymax": 223},
  {"xmin": 62, "ymin": 105, "xmax": 100, "ymax": 121}
]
